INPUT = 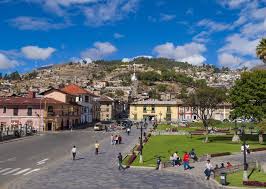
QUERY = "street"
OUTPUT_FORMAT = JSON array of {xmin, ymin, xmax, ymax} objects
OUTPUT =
[{"xmin": 0, "ymin": 128, "xmax": 107, "ymax": 188}]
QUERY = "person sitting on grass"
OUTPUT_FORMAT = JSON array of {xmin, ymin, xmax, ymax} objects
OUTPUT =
[
  {"xmin": 189, "ymin": 148, "xmax": 198, "ymax": 162},
  {"xmin": 226, "ymin": 162, "xmax": 232, "ymax": 168},
  {"xmin": 220, "ymin": 163, "xmax": 225, "ymax": 168},
  {"xmin": 170, "ymin": 155, "xmax": 175, "ymax": 167}
]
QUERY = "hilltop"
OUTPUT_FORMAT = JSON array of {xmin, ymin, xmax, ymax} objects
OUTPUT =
[{"xmin": 0, "ymin": 58, "xmax": 241, "ymax": 100}]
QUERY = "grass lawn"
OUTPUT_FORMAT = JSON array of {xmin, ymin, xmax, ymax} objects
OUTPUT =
[
  {"xmin": 215, "ymin": 170, "xmax": 266, "ymax": 187},
  {"xmin": 132, "ymin": 135, "xmax": 265, "ymax": 167}
]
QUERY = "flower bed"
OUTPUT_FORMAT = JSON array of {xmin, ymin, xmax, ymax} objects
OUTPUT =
[
  {"xmin": 127, "ymin": 153, "xmax": 137, "ymax": 165},
  {"xmin": 243, "ymin": 181, "xmax": 266, "ymax": 187}
]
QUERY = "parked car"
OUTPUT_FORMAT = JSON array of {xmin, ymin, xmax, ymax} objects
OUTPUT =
[{"xmin": 94, "ymin": 123, "xmax": 104, "ymax": 131}]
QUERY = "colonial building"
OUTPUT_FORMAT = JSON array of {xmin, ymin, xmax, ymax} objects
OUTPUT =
[
  {"xmin": 41, "ymin": 88, "xmax": 82, "ymax": 130},
  {"xmin": 0, "ymin": 92, "xmax": 78, "ymax": 131},
  {"xmin": 97, "ymin": 96, "xmax": 114, "ymax": 121},
  {"xmin": 129, "ymin": 99, "xmax": 231, "ymax": 122},
  {"xmin": 60, "ymin": 84, "xmax": 97, "ymax": 124}
]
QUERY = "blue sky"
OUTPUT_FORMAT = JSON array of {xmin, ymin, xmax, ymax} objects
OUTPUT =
[{"xmin": 0, "ymin": 0, "xmax": 265, "ymax": 73}]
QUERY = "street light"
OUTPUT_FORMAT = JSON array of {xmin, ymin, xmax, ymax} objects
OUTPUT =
[
  {"xmin": 239, "ymin": 124, "xmax": 248, "ymax": 181},
  {"xmin": 139, "ymin": 121, "xmax": 143, "ymax": 163}
]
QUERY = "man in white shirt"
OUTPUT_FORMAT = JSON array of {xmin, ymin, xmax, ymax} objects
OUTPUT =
[
  {"xmin": 72, "ymin": 146, "xmax": 77, "ymax": 160},
  {"xmin": 204, "ymin": 160, "xmax": 213, "ymax": 180}
]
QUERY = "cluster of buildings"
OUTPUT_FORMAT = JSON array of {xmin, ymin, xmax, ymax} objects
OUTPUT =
[
  {"xmin": 0, "ymin": 84, "xmax": 125, "ymax": 131},
  {"xmin": 129, "ymin": 99, "xmax": 231, "ymax": 122}
]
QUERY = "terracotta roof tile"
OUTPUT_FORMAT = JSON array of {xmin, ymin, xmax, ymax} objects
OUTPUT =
[
  {"xmin": 61, "ymin": 84, "xmax": 97, "ymax": 97},
  {"xmin": 0, "ymin": 97, "xmax": 66, "ymax": 105}
]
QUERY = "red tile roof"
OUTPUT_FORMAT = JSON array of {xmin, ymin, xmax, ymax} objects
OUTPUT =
[
  {"xmin": 0, "ymin": 97, "xmax": 66, "ymax": 106},
  {"xmin": 61, "ymin": 84, "xmax": 97, "ymax": 97}
]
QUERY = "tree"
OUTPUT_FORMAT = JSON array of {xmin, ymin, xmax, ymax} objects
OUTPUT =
[
  {"xmin": 148, "ymin": 89, "xmax": 160, "ymax": 99},
  {"xmin": 256, "ymin": 38, "xmax": 266, "ymax": 64},
  {"xmin": 186, "ymin": 87, "xmax": 226, "ymax": 142},
  {"xmin": 229, "ymin": 70, "xmax": 266, "ymax": 122},
  {"xmin": 230, "ymin": 70, "xmax": 266, "ymax": 144},
  {"xmin": 156, "ymin": 84, "xmax": 167, "ymax": 92}
]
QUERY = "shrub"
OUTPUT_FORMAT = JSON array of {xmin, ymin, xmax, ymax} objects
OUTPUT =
[
  {"xmin": 147, "ymin": 133, "xmax": 151, "ymax": 137},
  {"xmin": 210, "ymin": 152, "xmax": 231, "ymax": 157}
]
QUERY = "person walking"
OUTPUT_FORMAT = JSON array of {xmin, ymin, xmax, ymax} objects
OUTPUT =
[
  {"xmin": 72, "ymin": 146, "xmax": 77, "ymax": 160},
  {"xmin": 117, "ymin": 153, "xmax": 125, "ymax": 170},
  {"xmin": 127, "ymin": 127, "xmax": 130, "ymax": 136},
  {"xmin": 156, "ymin": 157, "xmax": 161, "ymax": 170},
  {"xmin": 111, "ymin": 134, "xmax": 114, "ymax": 145},
  {"xmin": 183, "ymin": 152, "xmax": 192, "ymax": 170},
  {"xmin": 204, "ymin": 160, "xmax": 213, "ymax": 180},
  {"xmin": 118, "ymin": 135, "xmax": 122, "ymax": 144},
  {"xmin": 95, "ymin": 141, "xmax": 99, "ymax": 155}
]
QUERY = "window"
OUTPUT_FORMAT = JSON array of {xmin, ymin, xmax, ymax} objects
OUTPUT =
[
  {"xmin": 48, "ymin": 106, "xmax": 53, "ymax": 112},
  {"xmin": 3, "ymin": 106, "xmax": 6, "ymax": 113},
  {"xmin": 186, "ymin": 107, "xmax": 190, "ymax": 111},
  {"xmin": 85, "ymin": 96, "xmax": 89, "ymax": 102},
  {"xmin": 27, "ymin": 107, "xmax": 32, "ymax": 116},
  {"xmin": 13, "ymin": 107, "xmax": 18, "ymax": 116},
  {"xmin": 143, "ymin": 106, "xmax": 147, "ymax": 113},
  {"xmin": 167, "ymin": 106, "xmax": 171, "ymax": 113},
  {"xmin": 151, "ymin": 105, "xmax": 155, "ymax": 113},
  {"xmin": 134, "ymin": 105, "xmax": 137, "ymax": 111},
  {"xmin": 106, "ymin": 114, "xmax": 109, "ymax": 118}
]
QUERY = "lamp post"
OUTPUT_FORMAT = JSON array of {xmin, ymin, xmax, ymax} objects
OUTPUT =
[
  {"xmin": 240, "ymin": 124, "xmax": 248, "ymax": 181},
  {"xmin": 139, "ymin": 121, "xmax": 143, "ymax": 163}
]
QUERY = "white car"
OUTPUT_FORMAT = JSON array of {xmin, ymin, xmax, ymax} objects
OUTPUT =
[{"xmin": 94, "ymin": 123, "xmax": 104, "ymax": 131}]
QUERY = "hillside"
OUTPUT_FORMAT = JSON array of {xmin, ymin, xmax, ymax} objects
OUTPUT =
[{"xmin": 0, "ymin": 58, "xmax": 240, "ymax": 98}]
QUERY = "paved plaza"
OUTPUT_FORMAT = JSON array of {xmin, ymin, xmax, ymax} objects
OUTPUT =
[{"xmin": 7, "ymin": 126, "xmax": 222, "ymax": 189}]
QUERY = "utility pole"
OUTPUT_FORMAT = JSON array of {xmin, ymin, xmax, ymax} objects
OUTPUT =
[{"xmin": 139, "ymin": 121, "xmax": 143, "ymax": 163}]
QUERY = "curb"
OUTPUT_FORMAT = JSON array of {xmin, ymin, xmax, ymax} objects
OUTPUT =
[
  {"xmin": 125, "ymin": 165, "xmax": 155, "ymax": 170},
  {"xmin": 0, "ymin": 134, "xmax": 39, "ymax": 144},
  {"xmin": 211, "ymin": 178, "xmax": 248, "ymax": 189}
]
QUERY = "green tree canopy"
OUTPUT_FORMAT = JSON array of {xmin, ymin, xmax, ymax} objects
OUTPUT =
[
  {"xmin": 229, "ymin": 70, "xmax": 266, "ymax": 121},
  {"xmin": 256, "ymin": 38, "xmax": 266, "ymax": 64}
]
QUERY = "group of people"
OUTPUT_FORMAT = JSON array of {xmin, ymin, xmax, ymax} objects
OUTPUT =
[
  {"xmin": 111, "ymin": 134, "xmax": 122, "ymax": 145},
  {"xmin": 204, "ymin": 160, "xmax": 233, "ymax": 180},
  {"xmin": 169, "ymin": 149, "xmax": 198, "ymax": 170}
]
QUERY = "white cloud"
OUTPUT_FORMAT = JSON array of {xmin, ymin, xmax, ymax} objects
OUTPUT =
[
  {"xmin": 218, "ymin": 53, "xmax": 243, "ymax": 67},
  {"xmin": 81, "ymin": 42, "xmax": 117, "ymax": 60},
  {"xmin": 153, "ymin": 42, "xmax": 206, "ymax": 65},
  {"xmin": 218, "ymin": 52, "xmax": 262, "ymax": 69},
  {"xmin": 219, "ymin": 34, "xmax": 260, "ymax": 57},
  {"xmin": 122, "ymin": 55, "xmax": 153, "ymax": 62},
  {"xmin": 197, "ymin": 19, "xmax": 230, "ymax": 32},
  {"xmin": 21, "ymin": 46, "xmax": 56, "ymax": 60},
  {"xmin": 83, "ymin": 0, "xmax": 139, "ymax": 26},
  {"xmin": 113, "ymin": 33, "xmax": 124, "ymax": 39},
  {"xmin": 0, "ymin": 53, "xmax": 19, "ymax": 69},
  {"xmin": 7, "ymin": 16, "xmax": 70, "ymax": 31},
  {"xmin": 192, "ymin": 31, "xmax": 210, "ymax": 43},
  {"xmin": 160, "ymin": 13, "xmax": 176, "ymax": 22},
  {"xmin": 219, "ymin": 0, "xmax": 251, "ymax": 9}
]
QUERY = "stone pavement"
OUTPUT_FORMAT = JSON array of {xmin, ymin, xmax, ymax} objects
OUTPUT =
[
  {"xmin": 164, "ymin": 150, "xmax": 266, "ymax": 188},
  {"xmin": 8, "ymin": 126, "xmax": 223, "ymax": 189}
]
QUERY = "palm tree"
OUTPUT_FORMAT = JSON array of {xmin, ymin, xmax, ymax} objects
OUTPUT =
[{"xmin": 256, "ymin": 38, "xmax": 266, "ymax": 64}]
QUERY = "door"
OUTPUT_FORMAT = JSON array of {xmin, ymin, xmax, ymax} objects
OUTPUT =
[{"xmin": 47, "ymin": 122, "xmax": 52, "ymax": 131}]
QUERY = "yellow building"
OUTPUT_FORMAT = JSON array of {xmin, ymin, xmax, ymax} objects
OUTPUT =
[
  {"xmin": 129, "ymin": 99, "xmax": 232, "ymax": 122},
  {"xmin": 129, "ymin": 100, "xmax": 179, "ymax": 122}
]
